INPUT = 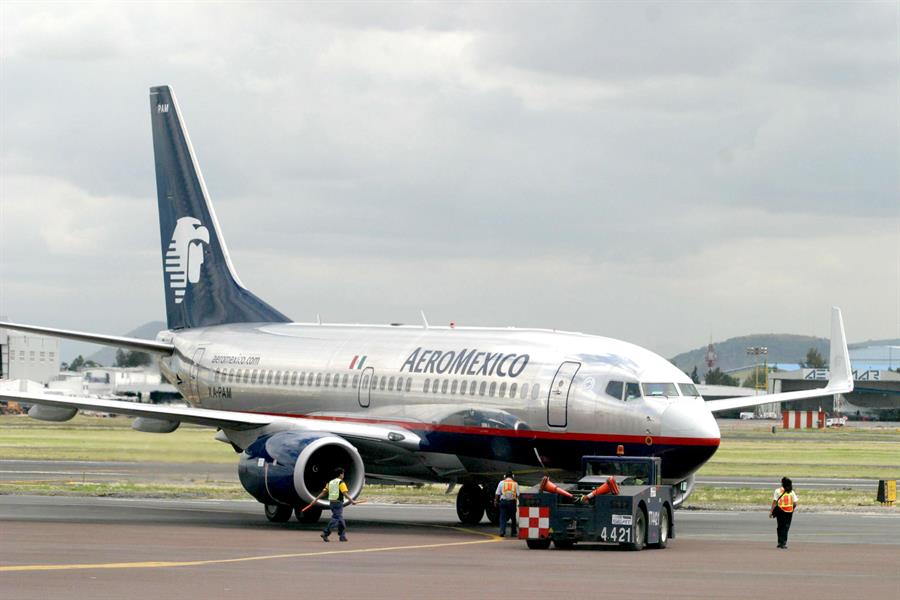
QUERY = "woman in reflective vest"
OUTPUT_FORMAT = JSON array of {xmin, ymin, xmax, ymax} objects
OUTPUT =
[{"xmin": 769, "ymin": 476, "xmax": 799, "ymax": 549}]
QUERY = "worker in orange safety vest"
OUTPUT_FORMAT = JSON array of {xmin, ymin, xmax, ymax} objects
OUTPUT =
[
  {"xmin": 494, "ymin": 471, "xmax": 519, "ymax": 537},
  {"xmin": 769, "ymin": 476, "xmax": 799, "ymax": 549}
]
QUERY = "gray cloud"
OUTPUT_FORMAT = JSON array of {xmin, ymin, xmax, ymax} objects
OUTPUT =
[{"xmin": 1, "ymin": 2, "xmax": 897, "ymax": 360}]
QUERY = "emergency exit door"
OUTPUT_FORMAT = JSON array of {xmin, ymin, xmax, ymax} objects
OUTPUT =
[
  {"xmin": 357, "ymin": 366, "xmax": 373, "ymax": 408},
  {"xmin": 547, "ymin": 361, "xmax": 580, "ymax": 428},
  {"xmin": 189, "ymin": 348, "xmax": 206, "ymax": 404}
]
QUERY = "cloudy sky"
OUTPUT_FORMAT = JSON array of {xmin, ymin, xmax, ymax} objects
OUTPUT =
[{"xmin": 1, "ymin": 1, "xmax": 897, "ymax": 361}]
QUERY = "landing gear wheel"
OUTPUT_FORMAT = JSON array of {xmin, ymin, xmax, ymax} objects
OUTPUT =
[
  {"xmin": 264, "ymin": 503, "xmax": 292, "ymax": 523},
  {"xmin": 296, "ymin": 505, "xmax": 323, "ymax": 524},
  {"xmin": 526, "ymin": 539, "xmax": 551, "ymax": 550},
  {"xmin": 626, "ymin": 511, "xmax": 646, "ymax": 551},
  {"xmin": 652, "ymin": 508, "xmax": 669, "ymax": 549},
  {"xmin": 553, "ymin": 540, "xmax": 574, "ymax": 550},
  {"xmin": 456, "ymin": 483, "xmax": 485, "ymax": 524},
  {"xmin": 483, "ymin": 486, "xmax": 500, "ymax": 525}
]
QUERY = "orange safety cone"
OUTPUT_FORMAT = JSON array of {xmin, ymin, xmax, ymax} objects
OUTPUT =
[
  {"xmin": 539, "ymin": 476, "xmax": 574, "ymax": 499},
  {"xmin": 581, "ymin": 476, "xmax": 620, "ymax": 502}
]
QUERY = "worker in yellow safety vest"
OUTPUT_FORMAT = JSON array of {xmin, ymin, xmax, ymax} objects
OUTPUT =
[
  {"xmin": 769, "ymin": 476, "xmax": 799, "ymax": 549},
  {"xmin": 315, "ymin": 468, "xmax": 358, "ymax": 542},
  {"xmin": 494, "ymin": 471, "xmax": 519, "ymax": 537}
]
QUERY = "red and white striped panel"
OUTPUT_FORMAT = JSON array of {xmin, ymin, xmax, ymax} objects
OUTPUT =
[
  {"xmin": 782, "ymin": 410, "xmax": 825, "ymax": 429},
  {"xmin": 518, "ymin": 506, "xmax": 550, "ymax": 539}
]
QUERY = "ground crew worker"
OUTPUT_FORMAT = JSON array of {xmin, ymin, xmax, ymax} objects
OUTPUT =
[
  {"xmin": 316, "ymin": 468, "xmax": 357, "ymax": 542},
  {"xmin": 494, "ymin": 470, "xmax": 519, "ymax": 537},
  {"xmin": 769, "ymin": 476, "xmax": 799, "ymax": 549}
]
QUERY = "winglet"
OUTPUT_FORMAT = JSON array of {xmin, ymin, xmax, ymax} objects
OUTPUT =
[{"xmin": 826, "ymin": 306, "xmax": 853, "ymax": 393}]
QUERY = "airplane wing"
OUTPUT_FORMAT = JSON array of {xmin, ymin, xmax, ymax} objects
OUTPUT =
[
  {"xmin": 704, "ymin": 307, "xmax": 853, "ymax": 413},
  {"xmin": 0, "ymin": 390, "xmax": 422, "ymax": 451},
  {"xmin": 0, "ymin": 321, "xmax": 174, "ymax": 356}
]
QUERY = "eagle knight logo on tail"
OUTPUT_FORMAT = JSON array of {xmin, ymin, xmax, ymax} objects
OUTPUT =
[{"xmin": 165, "ymin": 217, "xmax": 210, "ymax": 304}]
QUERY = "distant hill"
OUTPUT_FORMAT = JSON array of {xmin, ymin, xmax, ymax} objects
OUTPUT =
[
  {"xmin": 672, "ymin": 335, "xmax": 900, "ymax": 378},
  {"xmin": 672, "ymin": 334, "xmax": 828, "ymax": 377},
  {"xmin": 850, "ymin": 338, "xmax": 900, "ymax": 349},
  {"xmin": 87, "ymin": 321, "xmax": 166, "ymax": 366}
]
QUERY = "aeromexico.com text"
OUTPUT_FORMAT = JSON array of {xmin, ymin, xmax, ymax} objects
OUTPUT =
[{"xmin": 400, "ymin": 348, "xmax": 529, "ymax": 378}]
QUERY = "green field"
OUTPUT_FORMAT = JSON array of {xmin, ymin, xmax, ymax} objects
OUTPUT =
[
  {"xmin": 1, "ymin": 415, "xmax": 897, "ymax": 509},
  {"xmin": 699, "ymin": 424, "xmax": 900, "ymax": 479},
  {"xmin": 0, "ymin": 414, "xmax": 233, "ymax": 463}
]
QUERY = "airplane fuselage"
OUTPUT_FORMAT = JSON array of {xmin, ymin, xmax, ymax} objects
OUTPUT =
[{"xmin": 159, "ymin": 322, "xmax": 721, "ymax": 484}]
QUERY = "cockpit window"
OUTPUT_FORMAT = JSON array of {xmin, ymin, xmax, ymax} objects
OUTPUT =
[
  {"xmin": 678, "ymin": 383, "xmax": 700, "ymax": 397},
  {"xmin": 625, "ymin": 382, "xmax": 641, "ymax": 400},
  {"xmin": 605, "ymin": 380, "xmax": 624, "ymax": 400},
  {"xmin": 641, "ymin": 382, "xmax": 679, "ymax": 397}
]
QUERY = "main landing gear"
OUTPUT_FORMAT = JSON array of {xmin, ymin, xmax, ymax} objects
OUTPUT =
[
  {"xmin": 264, "ymin": 503, "xmax": 324, "ymax": 524},
  {"xmin": 264, "ymin": 503, "xmax": 292, "ymax": 522},
  {"xmin": 455, "ymin": 483, "xmax": 500, "ymax": 525},
  {"xmin": 296, "ymin": 505, "xmax": 323, "ymax": 524}
]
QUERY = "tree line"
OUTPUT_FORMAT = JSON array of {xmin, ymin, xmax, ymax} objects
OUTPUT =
[
  {"xmin": 686, "ymin": 346, "xmax": 828, "ymax": 387},
  {"xmin": 62, "ymin": 350, "xmax": 152, "ymax": 371}
]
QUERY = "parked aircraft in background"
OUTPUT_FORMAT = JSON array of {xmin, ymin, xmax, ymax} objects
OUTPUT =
[{"xmin": 0, "ymin": 87, "xmax": 853, "ymax": 525}]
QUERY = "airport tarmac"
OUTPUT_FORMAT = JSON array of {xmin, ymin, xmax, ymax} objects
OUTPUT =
[
  {"xmin": 1, "ymin": 495, "xmax": 897, "ymax": 599},
  {"xmin": 0, "ymin": 459, "xmax": 882, "ymax": 491}
]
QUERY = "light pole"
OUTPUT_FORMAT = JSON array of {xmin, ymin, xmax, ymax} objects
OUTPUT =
[{"xmin": 746, "ymin": 346, "xmax": 768, "ymax": 394}]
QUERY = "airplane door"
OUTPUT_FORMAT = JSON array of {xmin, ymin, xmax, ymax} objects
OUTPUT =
[
  {"xmin": 189, "ymin": 348, "xmax": 206, "ymax": 405},
  {"xmin": 547, "ymin": 361, "xmax": 580, "ymax": 428},
  {"xmin": 357, "ymin": 366, "xmax": 373, "ymax": 408}
]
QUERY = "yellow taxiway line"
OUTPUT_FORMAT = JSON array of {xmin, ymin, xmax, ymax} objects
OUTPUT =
[{"xmin": 1, "ymin": 525, "xmax": 503, "ymax": 573}]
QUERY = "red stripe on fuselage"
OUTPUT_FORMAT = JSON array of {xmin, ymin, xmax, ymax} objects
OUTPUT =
[{"xmin": 238, "ymin": 411, "xmax": 721, "ymax": 447}]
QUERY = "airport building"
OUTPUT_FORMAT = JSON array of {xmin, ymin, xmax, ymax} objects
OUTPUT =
[
  {"xmin": 702, "ymin": 344, "xmax": 900, "ymax": 420},
  {"xmin": 80, "ymin": 367, "xmax": 178, "ymax": 401},
  {"xmin": 765, "ymin": 344, "xmax": 900, "ymax": 420},
  {"xmin": 0, "ymin": 322, "xmax": 60, "ymax": 384}
]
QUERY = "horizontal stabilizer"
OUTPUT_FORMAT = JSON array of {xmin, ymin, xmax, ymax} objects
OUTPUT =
[
  {"xmin": 704, "ymin": 307, "xmax": 853, "ymax": 413},
  {"xmin": 0, "ymin": 321, "xmax": 174, "ymax": 355}
]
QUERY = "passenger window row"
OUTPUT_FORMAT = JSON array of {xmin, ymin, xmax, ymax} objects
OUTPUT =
[
  {"xmin": 358, "ymin": 375, "xmax": 414, "ymax": 393},
  {"xmin": 212, "ymin": 367, "xmax": 359, "ymax": 389},
  {"xmin": 209, "ymin": 366, "xmax": 535, "ymax": 400},
  {"xmin": 211, "ymin": 367, "xmax": 417, "ymax": 393},
  {"xmin": 420, "ymin": 377, "xmax": 540, "ymax": 401}
]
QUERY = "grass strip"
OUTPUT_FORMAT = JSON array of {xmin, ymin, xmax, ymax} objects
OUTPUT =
[
  {"xmin": 0, "ymin": 415, "xmax": 232, "ymax": 463},
  {"xmin": 686, "ymin": 486, "xmax": 882, "ymax": 510}
]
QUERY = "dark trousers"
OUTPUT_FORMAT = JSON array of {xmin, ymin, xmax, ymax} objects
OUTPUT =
[
  {"xmin": 323, "ymin": 501, "xmax": 346, "ymax": 538},
  {"xmin": 498, "ymin": 499, "xmax": 517, "ymax": 536},
  {"xmin": 774, "ymin": 507, "xmax": 793, "ymax": 547}
]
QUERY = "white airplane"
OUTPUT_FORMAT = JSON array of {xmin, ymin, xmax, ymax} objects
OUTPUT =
[{"xmin": 0, "ymin": 86, "xmax": 853, "ymax": 526}]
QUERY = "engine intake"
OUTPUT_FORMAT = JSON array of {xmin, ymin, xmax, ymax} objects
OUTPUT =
[{"xmin": 238, "ymin": 431, "xmax": 364, "ymax": 508}]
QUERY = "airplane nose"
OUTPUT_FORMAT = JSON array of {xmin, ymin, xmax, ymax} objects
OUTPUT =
[
  {"xmin": 658, "ymin": 401, "xmax": 721, "ymax": 480},
  {"xmin": 661, "ymin": 401, "xmax": 720, "ymax": 441}
]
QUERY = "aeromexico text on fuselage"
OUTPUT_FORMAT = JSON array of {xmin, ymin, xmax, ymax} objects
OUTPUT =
[{"xmin": 400, "ymin": 347, "xmax": 529, "ymax": 378}]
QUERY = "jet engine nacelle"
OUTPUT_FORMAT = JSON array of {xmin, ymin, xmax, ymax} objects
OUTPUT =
[{"xmin": 238, "ymin": 431, "xmax": 365, "ymax": 507}]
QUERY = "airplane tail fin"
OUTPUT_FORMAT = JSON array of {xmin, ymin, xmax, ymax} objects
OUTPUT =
[{"xmin": 149, "ymin": 85, "xmax": 290, "ymax": 330}]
